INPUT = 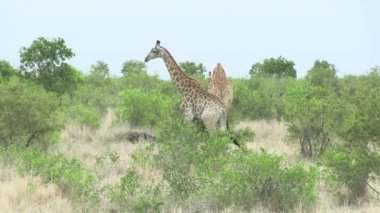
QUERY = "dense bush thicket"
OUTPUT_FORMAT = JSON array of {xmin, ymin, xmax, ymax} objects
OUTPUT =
[
  {"xmin": 323, "ymin": 70, "xmax": 380, "ymax": 203},
  {"xmin": 1, "ymin": 37, "xmax": 380, "ymax": 211},
  {"xmin": 124, "ymin": 117, "xmax": 317, "ymax": 212}
]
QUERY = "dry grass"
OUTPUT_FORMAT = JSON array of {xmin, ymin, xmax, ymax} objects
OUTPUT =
[
  {"xmin": 235, "ymin": 120, "xmax": 299, "ymax": 162},
  {"xmin": 0, "ymin": 164, "xmax": 73, "ymax": 213},
  {"xmin": 51, "ymin": 108, "xmax": 162, "ymax": 211},
  {"xmin": 53, "ymin": 109, "xmax": 158, "ymax": 186}
]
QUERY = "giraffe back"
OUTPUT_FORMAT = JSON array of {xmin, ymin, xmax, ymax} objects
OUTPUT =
[{"xmin": 207, "ymin": 63, "xmax": 233, "ymax": 112}]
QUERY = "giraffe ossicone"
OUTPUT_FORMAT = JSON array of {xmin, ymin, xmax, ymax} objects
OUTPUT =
[{"xmin": 144, "ymin": 41, "xmax": 228, "ymax": 131}]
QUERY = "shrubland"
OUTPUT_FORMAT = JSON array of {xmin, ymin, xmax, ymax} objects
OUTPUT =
[{"xmin": 0, "ymin": 37, "xmax": 379, "ymax": 212}]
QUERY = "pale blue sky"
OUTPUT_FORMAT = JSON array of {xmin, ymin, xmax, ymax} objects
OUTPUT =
[{"xmin": 1, "ymin": 0, "xmax": 379, "ymax": 79}]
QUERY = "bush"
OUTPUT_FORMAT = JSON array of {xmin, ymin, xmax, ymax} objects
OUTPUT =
[
  {"xmin": 0, "ymin": 60, "xmax": 17, "ymax": 83},
  {"xmin": 231, "ymin": 77, "xmax": 294, "ymax": 122},
  {"xmin": 0, "ymin": 77, "xmax": 62, "ymax": 147},
  {"xmin": 72, "ymin": 75, "xmax": 121, "ymax": 116},
  {"xmin": 67, "ymin": 104, "xmax": 101, "ymax": 129},
  {"xmin": 0, "ymin": 146, "xmax": 99, "ymax": 205},
  {"xmin": 130, "ymin": 117, "xmax": 317, "ymax": 212},
  {"xmin": 108, "ymin": 169, "xmax": 163, "ymax": 212},
  {"xmin": 231, "ymin": 78, "xmax": 273, "ymax": 121},
  {"xmin": 284, "ymin": 81, "xmax": 337, "ymax": 158},
  {"xmin": 213, "ymin": 153, "xmax": 318, "ymax": 212},
  {"xmin": 322, "ymin": 72, "xmax": 380, "ymax": 202},
  {"xmin": 117, "ymin": 88, "xmax": 180, "ymax": 128},
  {"xmin": 323, "ymin": 148, "xmax": 380, "ymax": 203}
]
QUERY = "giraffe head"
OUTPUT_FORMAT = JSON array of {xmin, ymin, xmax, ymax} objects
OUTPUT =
[{"xmin": 144, "ymin": 40, "xmax": 164, "ymax": 62}]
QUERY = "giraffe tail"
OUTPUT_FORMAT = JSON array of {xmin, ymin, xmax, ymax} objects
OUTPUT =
[
  {"xmin": 230, "ymin": 136, "xmax": 240, "ymax": 147},
  {"xmin": 226, "ymin": 116, "xmax": 240, "ymax": 147}
]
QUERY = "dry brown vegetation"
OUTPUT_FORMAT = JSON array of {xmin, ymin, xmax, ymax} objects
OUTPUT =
[
  {"xmin": 1, "ymin": 113, "xmax": 379, "ymax": 212},
  {"xmin": 0, "ymin": 164, "xmax": 74, "ymax": 213}
]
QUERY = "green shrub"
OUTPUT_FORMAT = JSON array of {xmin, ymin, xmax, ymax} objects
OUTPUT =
[
  {"xmin": 117, "ymin": 88, "xmax": 180, "ymax": 127},
  {"xmin": 0, "ymin": 60, "xmax": 17, "ymax": 83},
  {"xmin": 15, "ymin": 148, "xmax": 99, "ymax": 204},
  {"xmin": 71, "ymin": 76, "xmax": 121, "ymax": 116},
  {"xmin": 131, "ymin": 117, "xmax": 317, "ymax": 212},
  {"xmin": 322, "ymin": 72, "xmax": 380, "ymax": 202},
  {"xmin": 0, "ymin": 77, "xmax": 62, "ymax": 147},
  {"xmin": 323, "ymin": 148, "xmax": 380, "ymax": 203},
  {"xmin": 67, "ymin": 104, "xmax": 101, "ymax": 129},
  {"xmin": 0, "ymin": 146, "xmax": 99, "ymax": 205},
  {"xmin": 231, "ymin": 78, "xmax": 274, "ymax": 121},
  {"xmin": 213, "ymin": 153, "xmax": 318, "ymax": 212},
  {"xmin": 108, "ymin": 169, "xmax": 164, "ymax": 212},
  {"xmin": 231, "ymin": 77, "xmax": 294, "ymax": 122},
  {"xmin": 284, "ymin": 81, "xmax": 337, "ymax": 158}
]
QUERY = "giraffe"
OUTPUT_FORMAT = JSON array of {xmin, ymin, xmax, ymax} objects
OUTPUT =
[
  {"xmin": 144, "ymin": 40, "xmax": 227, "ymax": 131},
  {"xmin": 207, "ymin": 63, "xmax": 233, "ymax": 113}
]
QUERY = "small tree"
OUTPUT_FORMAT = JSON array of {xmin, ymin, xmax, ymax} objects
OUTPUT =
[
  {"xmin": 255, "ymin": 77, "xmax": 295, "ymax": 121},
  {"xmin": 0, "ymin": 60, "xmax": 17, "ymax": 83},
  {"xmin": 121, "ymin": 60, "xmax": 146, "ymax": 76},
  {"xmin": 90, "ymin": 60, "xmax": 110, "ymax": 78},
  {"xmin": 179, "ymin": 61, "xmax": 207, "ymax": 79},
  {"xmin": 324, "ymin": 71, "xmax": 380, "ymax": 202},
  {"xmin": 249, "ymin": 56, "xmax": 296, "ymax": 79},
  {"xmin": 284, "ymin": 81, "xmax": 337, "ymax": 158},
  {"xmin": 86, "ymin": 60, "xmax": 111, "ymax": 89},
  {"xmin": 305, "ymin": 60, "xmax": 338, "ymax": 88},
  {"xmin": 117, "ymin": 89, "xmax": 179, "ymax": 127},
  {"xmin": 231, "ymin": 78, "xmax": 274, "ymax": 121},
  {"xmin": 19, "ymin": 37, "xmax": 80, "ymax": 94},
  {"xmin": 0, "ymin": 77, "xmax": 62, "ymax": 147}
]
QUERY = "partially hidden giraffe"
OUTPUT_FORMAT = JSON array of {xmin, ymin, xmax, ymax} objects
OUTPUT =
[
  {"xmin": 207, "ymin": 63, "xmax": 233, "ymax": 113},
  {"xmin": 144, "ymin": 41, "xmax": 228, "ymax": 131}
]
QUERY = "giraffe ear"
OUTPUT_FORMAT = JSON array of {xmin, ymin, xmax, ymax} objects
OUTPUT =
[{"xmin": 156, "ymin": 40, "xmax": 161, "ymax": 46}]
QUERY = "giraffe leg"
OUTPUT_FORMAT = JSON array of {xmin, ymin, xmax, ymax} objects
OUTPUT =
[
  {"xmin": 180, "ymin": 101, "xmax": 194, "ymax": 123},
  {"xmin": 218, "ymin": 111, "xmax": 227, "ymax": 131},
  {"xmin": 201, "ymin": 108, "xmax": 225, "ymax": 131},
  {"xmin": 182, "ymin": 106, "xmax": 195, "ymax": 123}
]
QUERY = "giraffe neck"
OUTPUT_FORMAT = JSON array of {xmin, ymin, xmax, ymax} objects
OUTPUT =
[{"xmin": 160, "ymin": 47, "xmax": 201, "ymax": 95}]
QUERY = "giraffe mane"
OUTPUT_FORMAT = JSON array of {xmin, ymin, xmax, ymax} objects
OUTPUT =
[{"xmin": 161, "ymin": 46, "xmax": 203, "ymax": 87}]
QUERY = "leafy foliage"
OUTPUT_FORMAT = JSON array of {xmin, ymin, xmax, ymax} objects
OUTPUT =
[
  {"xmin": 67, "ymin": 104, "xmax": 101, "ymax": 129},
  {"xmin": 323, "ymin": 71, "xmax": 380, "ymax": 201},
  {"xmin": 213, "ymin": 153, "xmax": 318, "ymax": 212},
  {"xmin": 231, "ymin": 77, "xmax": 294, "ymax": 122},
  {"xmin": 284, "ymin": 81, "xmax": 337, "ymax": 158},
  {"xmin": 230, "ymin": 78, "xmax": 273, "ymax": 121},
  {"xmin": 89, "ymin": 60, "xmax": 110, "ymax": 78},
  {"xmin": 108, "ymin": 169, "xmax": 164, "ymax": 212},
  {"xmin": 128, "ymin": 117, "xmax": 317, "ymax": 212},
  {"xmin": 121, "ymin": 60, "xmax": 146, "ymax": 76},
  {"xmin": 249, "ymin": 56, "xmax": 297, "ymax": 78},
  {"xmin": 323, "ymin": 148, "xmax": 380, "ymax": 203},
  {"xmin": 0, "ymin": 77, "xmax": 62, "ymax": 147},
  {"xmin": 179, "ymin": 61, "xmax": 207, "ymax": 79},
  {"xmin": 122, "ymin": 70, "xmax": 165, "ymax": 92},
  {"xmin": 117, "ymin": 88, "xmax": 180, "ymax": 127},
  {"xmin": 0, "ymin": 60, "xmax": 17, "ymax": 83},
  {"xmin": 4, "ymin": 35, "xmax": 380, "ymax": 211},
  {"xmin": 6, "ymin": 147, "xmax": 99, "ymax": 205},
  {"xmin": 306, "ymin": 60, "xmax": 338, "ymax": 88},
  {"xmin": 19, "ymin": 37, "xmax": 81, "ymax": 94}
]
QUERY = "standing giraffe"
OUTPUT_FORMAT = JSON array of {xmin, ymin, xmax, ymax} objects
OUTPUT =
[
  {"xmin": 144, "ymin": 41, "xmax": 228, "ymax": 131},
  {"xmin": 207, "ymin": 63, "xmax": 233, "ymax": 113}
]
